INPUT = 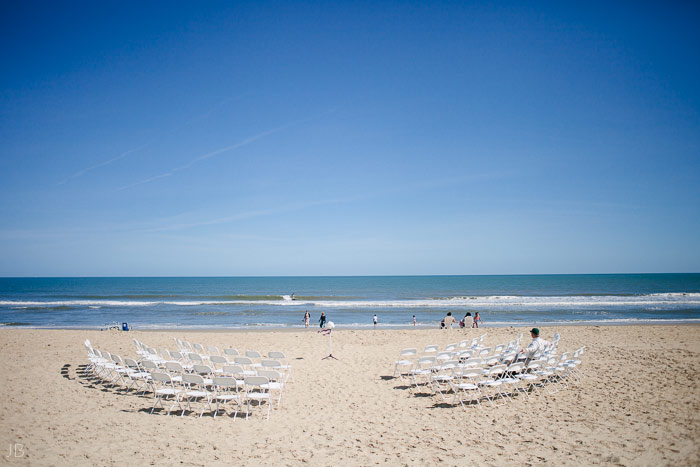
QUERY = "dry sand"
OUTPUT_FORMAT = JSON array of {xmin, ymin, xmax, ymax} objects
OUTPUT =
[{"xmin": 0, "ymin": 325, "xmax": 699, "ymax": 466}]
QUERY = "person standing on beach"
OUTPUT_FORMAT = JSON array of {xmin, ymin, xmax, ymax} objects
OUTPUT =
[
  {"xmin": 319, "ymin": 312, "xmax": 326, "ymax": 329},
  {"xmin": 304, "ymin": 310, "xmax": 310, "ymax": 328},
  {"xmin": 373, "ymin": 314, "xmax": 378, "ymax": 328},
  {"xmin": 473, "ymin": 312, "xmax": 482, "ymax": 328},
  {"xmin": 413, "ymin": 315, "xmax": 416, "ymax": 327}
]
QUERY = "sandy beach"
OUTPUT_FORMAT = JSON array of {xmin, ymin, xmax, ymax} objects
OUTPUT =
[{"xmin": 0, "ymin": 325, "xmax": 698, "ymax": 466}]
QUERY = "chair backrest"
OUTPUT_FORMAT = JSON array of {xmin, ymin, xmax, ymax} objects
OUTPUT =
[
  {"xmin": 399, "ymin": 348, "xmax": 417, "ymax": 357},
  {"xmin": 193, "ymin": 343, "xmax": 205, "ymax": 353},
  {"xmin": 244, "ymin": 376, "xmax": 269, "ymax": 388},
  {"xmin": 268, "ymin": 351, "xmax": 286, "ymax": 360},
  {"xmin": 187, "ymin": 353, "xmax": 204, "ymax": 363},
  {"xmin": 124, "ymin": 358, "xmax": 140, "ymax": 369},
  {"xmin": 222, "ymin": 365, "xmax": 245, "ymax": 377},
  {"xmin": 258, "ymin": 369, "xmax": 281, "ymax": 381},
  {"xmin": 165, "ymin": 361, "xmax": 184, "ymax": 373},
  {"xmin": 193, "ymin": 364, "xmax": 213, "ymax": 376},
  {"xmin": 484, "ymin": 356, "xmax": 499, "ymax": 366},
  {"xmin": 462, "ymin": 368, "xmax": 482, "ymax": 379},
  {"xmin": 424, "ymin": 345, "xmax": 438, "ymax": 353},
  {"xmin": 207, "ymin": 345, "xmax": 220, "ymax": 356},
  {"xmin": 151, "ymin": 372, "xmax": 172, "ymax": 383},
  {"xmin": 210, "ymin": 355, "xmax": 227, "ymax": 366},
  {"xmin": 506, "ymin": 361, "xmax": 525, "ymax": 373},
  {"xmin": 458, "ymin": 340, "xmax": 469, "ymax": 348},
  {"xmin": 436, "ymin": 351, "xmax": 452, "ymax": 361},
  {"xmin": 501, "ymin": 352, "xmax": 518, "ymax": 364},
  {"xmin": 444, "ymin": 343, "xmax": 457, "ymax": 352},
  {"xmin": 245, "ymin": 350, "xmax": 262, "ymax": 359},
  {"xmin": 234, "ymin": 356, "xmax": 253, "ymax": 366},
  {"xmin": 494, "ymin": 344, "xmax": 505, "ymax": 353},
  {"xmin": 441, "ymin": 360, "xmax": 459, "ymax": 370},
  {"xmin": 182, "ymin": 373, "xmax": 205, "ymax": 386},
  {"xmin": 261, "ymin": 360, "xmax": 281, "ymax": 368},
  {"xmin": 526, "ymin": 359, "xmax": 544, "ymax": 371},
  {"xmin": 416, "ymin": 356, "xmax": 436, "ymax": 366},
  {"xmin": 141, "ymin": 360, "xmax": 158, "ymax": 371},
  {"xmin": 224, "ymin": 348, "xmax": 239, "ymax": 357},
  {"xmin": 488, "ymin": 364, "xmax": 507, "ymax": 376},
  {"xmin": 462, "ymin": 357, "xmax": 482, "ymax": 368},
  {"xmin": 212, "ymin": 376, "xmax": 238, "ymax": 390}
]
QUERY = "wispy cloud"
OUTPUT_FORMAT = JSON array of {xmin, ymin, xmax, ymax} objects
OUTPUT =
[
  {"xmin": 138, "ymin": 195, "xmax": 362, "ymax": 232},
  {"xmin": 56, "ymin": 94, "xmax": 245, "ymax": 186},
  {"xmin": 115, "ymin": 123, "xmax": 291, "ymax": 191},
  {"xmin": 115, "ymin": 108, "xmax": 338, "ymax": 191}
]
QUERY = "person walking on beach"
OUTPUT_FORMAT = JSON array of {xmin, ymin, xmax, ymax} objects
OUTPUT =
[
  {"xmin": 304, "ymin": 310, "xmax": 310, "ymax": 328},
  {"xmin": 373, "ymin": 314, "xmax": 378, "ymax": 328},
  {"xmin": 319, "ymin": 312, "xmax": 327, "ymax": 329},
  {"xmin": 413, "ymin": 315, "xmax": 416, "ymax": 327},
  {"xmin": 473, "ymin": 312, "xmax": 482, "ymax": 328},
  {"xmin": 441, "ymin": 312, "xmax": 456, "ymax": 329}
]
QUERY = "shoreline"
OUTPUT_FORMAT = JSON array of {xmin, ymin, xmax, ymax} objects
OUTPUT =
[{"xmin": 2, "ymin": 320, "xmax": 700, "ymax": 332}]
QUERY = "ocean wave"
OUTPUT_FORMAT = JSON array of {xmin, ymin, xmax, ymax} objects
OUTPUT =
[{"xmin": 1, "ymin": 293, "xmax": 700, "ymax": 309}]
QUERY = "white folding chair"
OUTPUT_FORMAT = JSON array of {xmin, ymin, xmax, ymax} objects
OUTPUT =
[
  {"xmin": 181, "ymin": 374, "xmax": 213, "ymax": 418},
  {"xmin": 268, "ymin": 351, "xmax": 293, "ymax": 382},
  {"xmin": 244, "ymin": 376, "xmax": 271, "ymax": 420},
  {"xmin": 211, "ymin": 376, "xmax": 241, "ymax": 418},
  {"xmin": 150, "ymin": 372, "xmax": 182, "ymax": 415},
  {"xmin": 393, "ymin": 348, "xmax": 417, "ymax": 378}
]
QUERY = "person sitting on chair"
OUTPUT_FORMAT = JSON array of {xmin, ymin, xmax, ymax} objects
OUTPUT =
[
  {"xmin": 441, "ymin": 312, "xmax": 456, "ymax": 329},
  {"xmin": 521, "ymin": 328, "xmax": 550, "ymax": 364}
]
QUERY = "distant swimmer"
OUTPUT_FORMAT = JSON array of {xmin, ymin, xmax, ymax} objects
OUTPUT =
[{"xmin": 291, "ymin": 292, "xmax": 296, "ymax": 301}]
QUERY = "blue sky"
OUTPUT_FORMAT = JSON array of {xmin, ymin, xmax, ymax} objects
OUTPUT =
[{"xmin": 1, "ymin": 1, "xmax": 698, "ymax": 276}]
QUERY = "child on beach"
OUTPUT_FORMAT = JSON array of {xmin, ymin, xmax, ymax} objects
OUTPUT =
[
  {"xmin": 304, "ymin": 310, "xmax": 310, "ymax": 328},
  {"xmin": 473, "ymin": 312, "xmax": 482, "ymax": 328}
]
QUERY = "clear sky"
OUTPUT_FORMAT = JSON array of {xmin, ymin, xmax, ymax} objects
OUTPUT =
[{"xmin": 1, "ymin": 1, "xmax": 699, "ymax": 276}]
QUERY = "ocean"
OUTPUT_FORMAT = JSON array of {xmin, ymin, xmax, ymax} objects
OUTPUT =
[{"xmin": 1, "ymin": 274, "xmax": 699, "ymax": 329}]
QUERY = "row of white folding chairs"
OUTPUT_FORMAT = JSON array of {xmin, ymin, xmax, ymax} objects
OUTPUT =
[
  {"xmin": 165, "ymin": 348, "xmax": 293, "ymax": 383},
  {"xmin": 150, "ymin": 371, "xmax": 277, "ymax": 420},
  {"xmin": 147, "ymin": 361, "xmax": 285, "ymax": 418},
  {"xmin": 155, "ymin": 359, "xmax": 289, "ymax": 400},
  {"xmin": 138, "ymin": 338, "xmax": 293, "ymax": 382},
  {"xmin": 393, "ymin": 339, "xmax": 519, "ymax": 377},
  {"xmin": 412, "ymin": 348, "xmax": 586, "ymax": 409},
  {"xmin": 85, "ymin": 343, "xmax": 283, "ymax": 419}
]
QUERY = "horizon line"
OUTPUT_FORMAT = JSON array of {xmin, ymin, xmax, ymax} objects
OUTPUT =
[{"xmin": 1, "ymin": 272, "xmax": 698, "ymax": 279}]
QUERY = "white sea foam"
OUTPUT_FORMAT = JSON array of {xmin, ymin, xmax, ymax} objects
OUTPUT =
[{"xmin": 2, "ymin": 293, "xmax": 699, "ymax": 309}]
